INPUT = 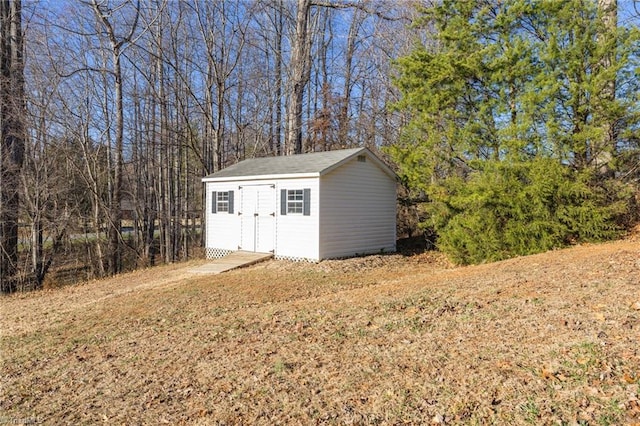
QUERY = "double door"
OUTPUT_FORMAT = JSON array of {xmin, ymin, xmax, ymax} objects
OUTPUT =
[{"xmin": 240, "ymin": 185, "xmax": 275, "ymax": 253}]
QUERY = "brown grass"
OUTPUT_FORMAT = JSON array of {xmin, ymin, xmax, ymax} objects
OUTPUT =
[{"xmin": 2, "ymin": 241, "xmax": 639, "ymax": 425}]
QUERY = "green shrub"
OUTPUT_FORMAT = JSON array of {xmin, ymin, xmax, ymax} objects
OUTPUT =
[{"xmin": 426, "ymin": 158, "xmax": 631, "ymax": 264}]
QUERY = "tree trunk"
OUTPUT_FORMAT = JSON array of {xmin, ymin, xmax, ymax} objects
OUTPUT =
[
  {"xmin": 595, "ymin": 0, "xmax": 617, "ymax": 173},
  {"xmin": 109, "ymin": 48, "xmax": 124, "ymax": 274},
  {"xmin": 90, "ymin": 0, "xmax": 140, "ymax": 275},
  {"xmin": 274, "ymin": 0, "xmax": 283, "ymax": 155},
  {"xmin": 285, "ymin": 0, "xmax": 312, "ymax": 155},
  {"xmin": 0, "ymin": 0, "xmax": 25, "ymax": 292},
  {"xmin": 338, "ymin": 9, "xmax": 360, "ymax": 146}
]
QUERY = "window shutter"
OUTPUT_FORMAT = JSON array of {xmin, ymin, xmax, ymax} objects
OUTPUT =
[
  {"xmin": 212, "ymin": 191, "xmax": 217, "ymax": 214},
  {"xmin": 228, "ymin": 190, "xmax": 234, "ymax": 214},
  {"xmin": 280, "ymin": 189, "xmax": 287, "ymax": 215},
  {"xmin": 303, "ymin": 188, "xmax": 311, "ymax": 216}
]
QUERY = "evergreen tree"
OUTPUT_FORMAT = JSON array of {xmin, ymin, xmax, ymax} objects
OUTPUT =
[{"xmin": 390, "ymin": 0, "xmax": 640, "ymax": 264}]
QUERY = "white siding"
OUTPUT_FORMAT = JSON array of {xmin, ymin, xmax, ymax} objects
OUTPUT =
[
  {"xmin": 274, "ymin": 177, "xmax": 320, "ymax": 261},
  {"xmin": 319, "ymin": 157, "xmax": 396, "ymax": 259},
  {"xmin": 205, "ymin": 182, "xmax": 241, "ymax": 252},
  {"xmin": 204, "ymin": 151, "xmax": 395, "ymax": 262},
  {"xmin": 205, "ymin": 177, "xmax": 320, "ymax": 261}
]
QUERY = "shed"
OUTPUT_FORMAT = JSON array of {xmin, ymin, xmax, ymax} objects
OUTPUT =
[{"xmin": 201, "ymin": 147, "xmax": 397, "ymax": 262}]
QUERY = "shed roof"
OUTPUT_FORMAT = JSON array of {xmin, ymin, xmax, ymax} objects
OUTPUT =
[{"xmin": 202, "ymin": 147, "xmax": 396, "ymax": 182}]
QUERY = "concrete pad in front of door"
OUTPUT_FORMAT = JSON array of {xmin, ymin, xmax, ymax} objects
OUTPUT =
[{"xmin": 190, "ymin": 251, "xmax": 273, "ymax": 274}]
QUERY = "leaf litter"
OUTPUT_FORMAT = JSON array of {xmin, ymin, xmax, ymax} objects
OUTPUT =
[{"xmin": 1, "ymin": 240, "xmax": 639, "ymax": 424}]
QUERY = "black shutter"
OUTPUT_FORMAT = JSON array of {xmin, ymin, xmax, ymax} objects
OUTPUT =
[
  {"xmin": 303, "ymin": 188, "xmax": 311, "ymax": 216},
  {"xmin": 212, "ymin": 191, "xmax": 217, "ymax": 214},
  {"xmin": 280, "ymin": 189, "xmax": 287, "ymax": 215},
  {"xmin": 228, "ymin": 190, "xmax": 234, "ymax": 214}
]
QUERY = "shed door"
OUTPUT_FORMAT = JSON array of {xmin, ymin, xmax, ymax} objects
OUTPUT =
[{"xmin": 240, "ymin": 185, "xmax": 275, "ymax": 253}]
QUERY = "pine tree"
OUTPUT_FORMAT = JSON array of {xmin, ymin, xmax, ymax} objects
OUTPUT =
[{"xmin": 390, "ymin": 0, "xmax": 640, "ymax": 264}]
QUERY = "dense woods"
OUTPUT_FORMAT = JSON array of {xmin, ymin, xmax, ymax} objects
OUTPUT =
[
  {"xmin": 1, "ymin": 0, "xmax": 638, "ymax": 290},
  {"xmin": 1, "ymin": 0, "xmax": 414, "ymax": 290}
]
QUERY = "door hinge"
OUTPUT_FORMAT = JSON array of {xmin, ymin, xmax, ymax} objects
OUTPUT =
[
  {"xmin": 238, "ymin": 211, "xmax": 242, "ymax": 216},
  {"xmin": 254, "ymin": 213, "xmax": 259, "ymax": 217}
]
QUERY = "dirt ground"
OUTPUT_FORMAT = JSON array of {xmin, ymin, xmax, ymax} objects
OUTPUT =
[{"xmin": 1, "ymin": 239, "xmax": 639, "ymax": 425}]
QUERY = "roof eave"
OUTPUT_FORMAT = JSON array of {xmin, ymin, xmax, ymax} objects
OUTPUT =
[{"xmin": 202, "ymin": 172, "xmax": 321, "ymax": 183}]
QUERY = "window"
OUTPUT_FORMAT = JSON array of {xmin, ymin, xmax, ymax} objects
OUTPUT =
[
  {"xmin": 217, "ymin": 192, "xmax": 229, "ymax": 212},
  {"xmin": 287, "ymin": 189, "xmax": 304, "ymax": 214},
  {"xmin": 212, "ymin": 190, "xmax": 234, "ymax": 214},
  {"xmin": 280, "ymin": 188, "xmax": 310, "ymax": 216}
]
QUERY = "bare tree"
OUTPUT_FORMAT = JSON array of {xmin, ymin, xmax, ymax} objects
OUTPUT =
[
  {"xmin": 273, "ymin": 0, "xmax": 284, "ymax": 155},
  {"xmin": 284, "ymin": 0, "xmax": 312, "ymax": 155},
  {"xmin": 19, "ymin": 35, "xmax": 73, "ymax": 288},
  {"xmin": 88, "ymin": 0, "xmax": 142, "ymax": 275},
  {"xmin": 7, "ymin": 0, "xmax": 420, "ymax": 290},
  {"xmin": 1, "ymin": 0, "xmax": 25, "ymax": 292},
  {"xmin": 338, "ymin": 7, "xmax": 364, "ymax": 145}
]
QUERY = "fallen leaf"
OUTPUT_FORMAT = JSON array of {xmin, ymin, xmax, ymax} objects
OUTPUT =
[
  {"xmin": 541, "ymin": 367, "xmax": 555, "ymax": 380},
  {"xmin": 431, "ymin": 413, "xmax": 445, "ymax": 424}
]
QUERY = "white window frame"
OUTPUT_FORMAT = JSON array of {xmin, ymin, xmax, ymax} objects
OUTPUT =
[
  {"xmin": 217, "ymin": 191, "xmax": 230, "ymax": 213},
  {"xmin": 286, "ymin": 189, "xmax": 304, "ymax": 214}
]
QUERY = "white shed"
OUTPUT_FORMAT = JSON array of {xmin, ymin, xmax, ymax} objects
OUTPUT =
[{"xmin": 201, "ymin": 147, "xmax": 397, "ymax": 262}]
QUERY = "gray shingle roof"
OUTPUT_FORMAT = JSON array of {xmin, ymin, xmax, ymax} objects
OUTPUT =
[{"xmin": 203, "ymin": 147, "xmax": 374, "ymax": 180}]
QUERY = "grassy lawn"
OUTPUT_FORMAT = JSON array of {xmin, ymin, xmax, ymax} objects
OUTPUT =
[{"xmin": 2, "ymin": 242, "xmax": 639, "ymax": 425}]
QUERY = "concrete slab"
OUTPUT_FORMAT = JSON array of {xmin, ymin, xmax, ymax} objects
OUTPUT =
[{"xmin": 190, "ymin": 251, "xmax": 273, "ymax": 274}]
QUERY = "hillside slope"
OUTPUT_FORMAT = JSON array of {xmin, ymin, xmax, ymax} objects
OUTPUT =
[{"xmin": 2, "ymin": 240, "xmax": 639, "ymax": 425}]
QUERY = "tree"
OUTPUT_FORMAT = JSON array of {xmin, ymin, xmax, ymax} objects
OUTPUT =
[
  {"xmin": 1, "ymin": 0, "xmax": 25, "ymax": 292},
  {"xmin": 284, "ymin": 0, "xmax": 313, "ymax": 155},
  {"xmin": 88, "ymin": 0, "xmax": 142, "ymax": 275},
  {"xmin": 20, "ymin": 38, "xmax": 73, "ymax": 288},
  {"xmin": 390, "ymin": 0, "xmax": 640, "ymax": 264},
  {"xmin": 5, "ymin": 0, "xmax": 419, "ymax": 290}
]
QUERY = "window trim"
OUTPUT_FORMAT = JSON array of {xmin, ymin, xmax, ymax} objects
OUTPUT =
[
  {"xmin": 280, "ymin": 188, "xmax": 311, "ymax": 216},
  {"xmin": 286, "ymin": 189, "xmax": 304, "ymax": 214},
  {"xmin": 217, "ymin": 191, "xmax": 230, "ymax": 213},
  {"xmin": 212, "ymin": 190, "xmax": 234, "ymax": 214}
]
